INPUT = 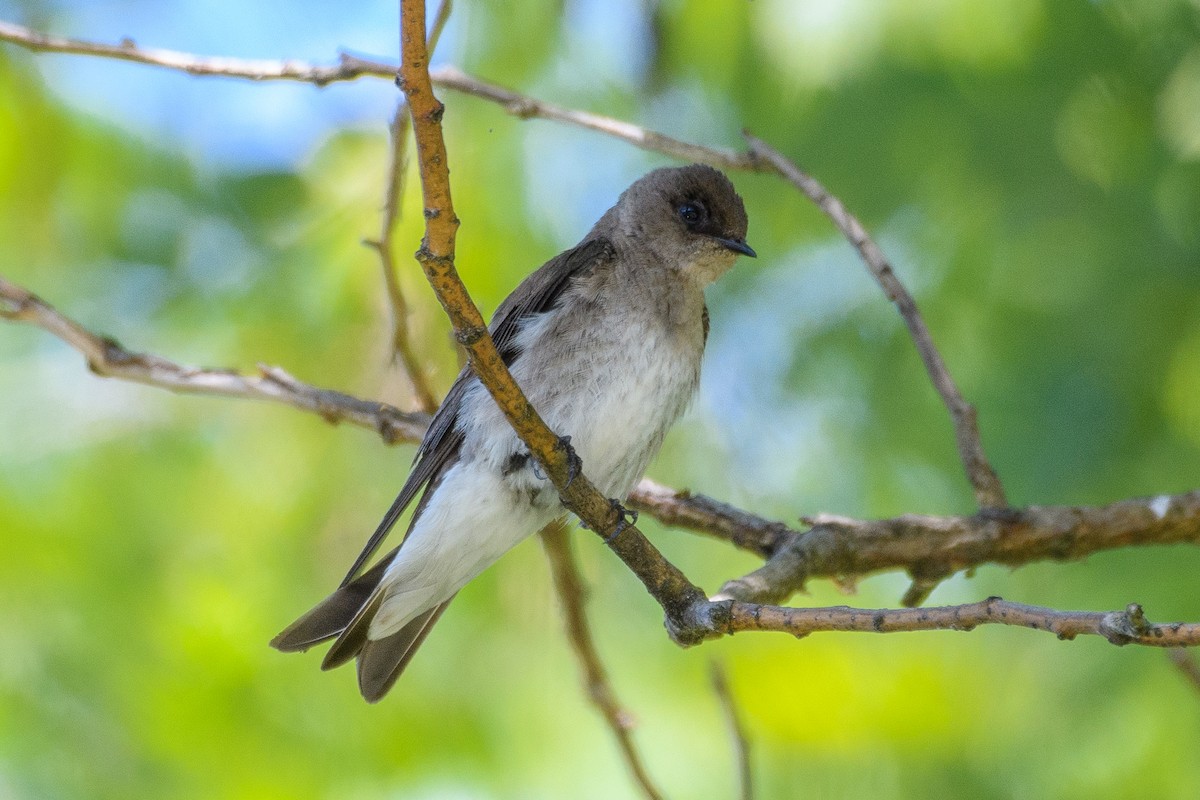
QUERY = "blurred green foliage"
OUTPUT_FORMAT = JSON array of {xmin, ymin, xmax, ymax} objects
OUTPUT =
[{"xmin": 2, "ymin": 1, "xmax": 1200, "ymax": 798}]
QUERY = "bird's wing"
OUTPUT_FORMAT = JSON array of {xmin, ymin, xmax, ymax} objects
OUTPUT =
[{"xmin": 336, "ymin": 236, "xmax": 615, "ymax": 586}]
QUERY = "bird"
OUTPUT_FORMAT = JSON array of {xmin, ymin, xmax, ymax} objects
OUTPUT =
[{"xmin": 271, "ymin": 163, "xmax": 754, "ymax": 701}]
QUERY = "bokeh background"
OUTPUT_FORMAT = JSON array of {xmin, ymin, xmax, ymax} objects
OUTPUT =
[{"xmin": 2, "ymin": 1, "xmax": 1200, "ymax": 797}]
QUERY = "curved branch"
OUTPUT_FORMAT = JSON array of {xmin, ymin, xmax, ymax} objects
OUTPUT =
[{"xmin": 743, "ymin": 135, "xmax": 1005, "ymax": 510}]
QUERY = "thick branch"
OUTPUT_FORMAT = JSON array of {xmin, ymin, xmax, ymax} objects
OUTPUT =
[
  {"xmin": 717, "ymin": 494, "xmax": 1200, "ymax": 605},
  {"xmin": 540, "ymin": 523, "xmax": 664, "ymax": 800}
]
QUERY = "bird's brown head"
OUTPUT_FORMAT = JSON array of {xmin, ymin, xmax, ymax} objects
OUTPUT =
[{"xmin": 615, "ymin": 163, "xmax": 754, "ymax": 285}]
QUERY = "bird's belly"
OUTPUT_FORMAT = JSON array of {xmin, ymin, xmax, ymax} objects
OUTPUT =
[
  {"xmin": 456, "ymin": 304, "xmax": 703, "ymax": 498},
  {"xmin": 530, "ymin": 329, "xmax": 700, "ymax": 499}
]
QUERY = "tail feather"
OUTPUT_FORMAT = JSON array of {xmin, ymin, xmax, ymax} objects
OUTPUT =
[
  {"xmin": 270, "ymin": 548, "xmax": 452, "ymax": 701},
  {"xmin": 269, "ymin": 548, "xmax": 396, "ymax": 653},
  {"xmin": 320, "ymin": 585, "xmax": 386, "ymax": 670},
  {"xmin": 358, "ymin": 599, "xmax": 453, "ymax": 702}
]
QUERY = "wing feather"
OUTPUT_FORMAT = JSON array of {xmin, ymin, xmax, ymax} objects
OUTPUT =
[{"xmin": 336, "ymin": 236, "xmax": 614, "ymax": 586}]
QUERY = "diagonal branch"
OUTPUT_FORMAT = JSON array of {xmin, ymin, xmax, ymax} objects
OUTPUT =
[
  {"xmin": 540, "ymin": 522, "xmax": 664, "ymax": 800},
  {"xmin": 397, "ymin": 0, "xmax": 716, "ymax": 644},
  {"xmin": 710, "ymin": 663, "xmax": 754, "ymax": 800}
]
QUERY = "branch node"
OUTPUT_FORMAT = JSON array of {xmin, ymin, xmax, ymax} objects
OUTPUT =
[{"xmin": 454, "ymin": 324, "xmax": 488, "ymax": 347}]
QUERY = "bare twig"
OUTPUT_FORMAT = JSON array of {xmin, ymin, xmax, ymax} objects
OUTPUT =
[
  {"xmin": 0, "ymin": 20, "xmax": 395, "ymax": 85},
  {"xmin": 724, "ymin": 598, "xmax": 1200, "ymax": 647},
  {"xmin": 540, "ymin": 523, "xmax": 664, "ymax": 800},
  {"xmin": 1168, "ymin": 648, "xmax": 1200, "ymax": 694},
  {"xmin": 0, "ymin": 276, "xmax": 429, "ymax": 443},
  {"xmin": 428, "ymin": 65, "xmax": 756, "ymax": 170},
  {"xmin": 710, "ymin": 663, "xmax": 753, "ymax": 800},
  {"xmin": 629, "ymin": 478, "xmax": 792, "ymax": 558},
  {"xmin": 0, "ymin": 18, "xmax": 1004, "ymax": 514},
  {"xmin": 742, "ymin": 134, "xmax": 1005, "ymax": 511}
]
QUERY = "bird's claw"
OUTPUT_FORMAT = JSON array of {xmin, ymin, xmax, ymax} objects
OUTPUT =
[
  {"xmin": 604, "ymin": 499, "xmax": 638, "ymax": 544},
  {"xmin": 558, "ymin": 436, "xmax": 582, "ymax": 488}
]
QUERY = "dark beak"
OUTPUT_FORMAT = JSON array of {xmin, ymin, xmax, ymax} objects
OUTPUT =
[{"xmin": 714, "ymin": 236, "xmax": 757, "ymax": 258}]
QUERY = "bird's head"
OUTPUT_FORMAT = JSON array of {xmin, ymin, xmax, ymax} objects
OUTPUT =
[{"xmin": 617, "ymin": 163, "xmax": 754, "ymax": 285}]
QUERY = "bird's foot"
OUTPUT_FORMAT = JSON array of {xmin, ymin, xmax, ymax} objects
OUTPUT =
[
  {"xmin": 558, "ymin": 436, "xmax": 582, "ymax": 488},
  {"xmin": 604, "ymin": 499, "xmax": 638, "ymax": 544}
]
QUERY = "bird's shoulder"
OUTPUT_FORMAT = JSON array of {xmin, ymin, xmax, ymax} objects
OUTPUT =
[{"xmin": 488, "ymin": 236, "xmax": 616, "ymax": 362}]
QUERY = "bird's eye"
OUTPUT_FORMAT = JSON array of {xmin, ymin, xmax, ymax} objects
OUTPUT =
[{"xmin": 678, "ymin": 202, "xmax": 705, "ymax": 226}]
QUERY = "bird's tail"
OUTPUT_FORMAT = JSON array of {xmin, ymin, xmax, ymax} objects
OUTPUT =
[{"xmin": 270, "ymin": 551, "xmax": 452, "ymax": 702}]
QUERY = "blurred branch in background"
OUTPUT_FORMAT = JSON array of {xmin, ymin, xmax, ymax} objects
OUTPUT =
[
  {"xmin": 362, "ymin": 0, "xmax": 454, "ymax": 414},
  {"xmin": 710, "ymin": 663, "xmax": 754, "ymax": 800},
  {"xmin": 540, "ymin": 523, "xmax": 664, "ymax": 800},
  {"xmin": 0, "ymin": 276, "xmax": 430, "ymax": 443},
  {"xmin": 1168, "ymin": 648, "xmax": 1200, "ymax": 695},
  {"xmin": 364, "ymin": 106, "xmax": 439, "ymax": 414},
  {"xmin": 742, "ymin": 135, "xmax": 1006, "ymax": 512}
]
